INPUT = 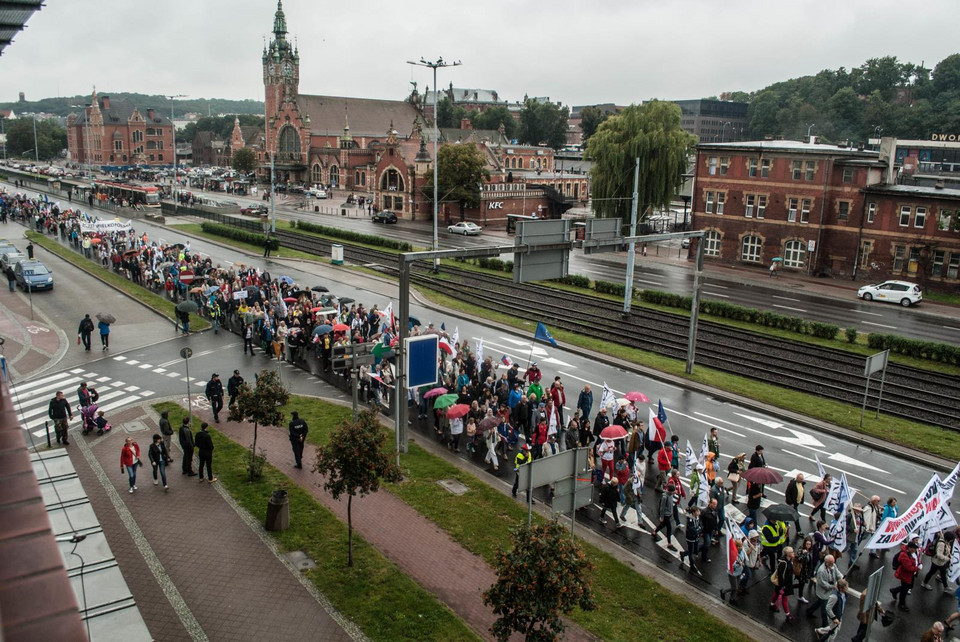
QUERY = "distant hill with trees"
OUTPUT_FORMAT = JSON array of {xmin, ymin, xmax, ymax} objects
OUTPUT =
[
  {"xmin": 1, "ymin": 92, "xmax": 264, "ymax": 118},
  {"xmin": 722, "ymin": 54, "xmax": 960, "ymax": 143}
]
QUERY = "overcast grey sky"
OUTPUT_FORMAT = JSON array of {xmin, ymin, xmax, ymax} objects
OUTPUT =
[{"xmin": 1, "ymin": 0, "xmax": 957, "ymax": 108}]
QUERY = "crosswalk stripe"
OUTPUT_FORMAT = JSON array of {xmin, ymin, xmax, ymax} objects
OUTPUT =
[
  {"xmin": 112, "ymin": 355, "xmax": 127, "ymax": 361},
  {"xmin": 138, "ymin": 363, "xmax": 152, "ymax": 369},
  {"xmin": 125, "ymin": 385, "xmax": 140, "ymax": 392},
  {"xmin": 9, "ymin": 370, "xmax": 75, "ymax": 395},
  {"xmin": 155, "ymin": 367, "xmax": 167, "ymax": 374},
  {"xmin": 126, "ymin": 360, "xmax": 140, "ymax": 366},
  {"xmin": 16, "ymin": 389, "xmax": 131, "ymax": 427},
  {"xmin": 165, "ymin": 372, "xmax": 179, "ymax": 378}
]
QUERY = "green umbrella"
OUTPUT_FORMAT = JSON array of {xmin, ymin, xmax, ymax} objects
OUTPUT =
[{"xmin": 433, "ymin": 393, "xmax": 459, "ymax": 410}]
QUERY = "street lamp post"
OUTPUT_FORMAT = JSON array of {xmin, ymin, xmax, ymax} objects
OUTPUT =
[
  {"xmin": 721, "ymin": 121, "xmax": 731, "ymax": 142},
  {"xmin": 165, "ymin": 94, "xmax": 186, "ymax": 213},
  {"xmin": 31, "ymin": 116, "xmax": 39, "ymax": 167},
  {"xmin": 807, "ymin": 123, "xmax": 816, "ymax": 140},
  {"xmin": 407, "ymin": 57, "xmax": 461, "ymax": 273}
]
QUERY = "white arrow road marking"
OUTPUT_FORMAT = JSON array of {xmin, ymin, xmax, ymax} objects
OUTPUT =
[
  {"xmin": 541, "ymin": 357, "xmax": 574, "ymax": 367},
  {"xmin": 734, "ymin": 413, "xmax": 825, "ymax": 449},
  {"xmin": 828, "ymin": 453, "xmax": 884, "ymax": 472},
  {"xmin": 780, "ymin": 448, "xmax": 903, "ymax": 494}
]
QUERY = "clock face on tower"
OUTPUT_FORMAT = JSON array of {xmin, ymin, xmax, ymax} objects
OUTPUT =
[
  {"xmin": 267, "ymin": 64, "xmax": 276, "ymax": 77},
  {"xmin": 281, "ymin": 61, "xmax": 294, "ymax": 77}
]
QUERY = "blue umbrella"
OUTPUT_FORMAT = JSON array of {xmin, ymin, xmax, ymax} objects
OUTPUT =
[
  {"xmin": 278, "ymin": 275, "xmax": 295, "ymax": 285},
  {"xmin": 312, "ymin": 324, "xmax": 333, "ymax": 336},
  {"xmin": 204, "ymin": 285, "xmax": 219, "ymax": 296}
]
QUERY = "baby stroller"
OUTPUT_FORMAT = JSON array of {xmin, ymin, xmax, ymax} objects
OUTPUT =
[{"xmin": 81, "ymin": 403, "xmax": 98, "ymax": 435}]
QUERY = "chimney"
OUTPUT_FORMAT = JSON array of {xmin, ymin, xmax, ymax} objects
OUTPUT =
[
  {"xmin": 101, "ymin": 95, "xmax": 111, "ymax": 109},
  {"xmin": 460, "ymin": 118, "xmax": 472, "ymax": 130},
  {"xmin": 147, "ymin": 108, "xmax": 155, "ymax": 120},
  {"xmin": 808, "ymin": 135, "xmax": 817, "ymax": 144}
]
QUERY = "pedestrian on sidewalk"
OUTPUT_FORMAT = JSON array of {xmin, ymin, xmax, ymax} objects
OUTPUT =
[
  {"xmin": 511, "ymin": 443, "xmax": 532, "ymax": 499},
  {"xmin": 808, "ymin": 554, "xmax": 843, "ymax": 625},
  {"xmin": 178, "ymin": 417, "xmax": 196, "ymax": 476},
  {"xmin": 98, "ymin": 318, "xmax": 111, "ymax": 350},
  {"xmin": 195, "ymin": 422, "xmax": 217, "ymax": 483},
  {"xmin": 651, "ymin": 483, "xmax": 678, "ymax": 551},
  {"xmin": 288, "ymin": 411, "xmax": 308, "ymax": 469},
  {"xmin": 205, "ymin": 373, "xmax": 224, "ymax": 423},
  {"xmin": 47, "ymin": 390, "xmax": 73, "ymax": 445},
  {"xmin": 598, "ymin": 478, "xmax": 621, "ymax": 528},
  {"xmin": 77, "ymin": 314, "xmax": 94, "ymax": 351},
  {"xmin": 785, "ymin": 473, "xmax": 805, "ymax": 533},
  {"xmin": 227, "ymin": 369, "xmax": 244, "ymax": 408},
  {"xmin": 159, "ymin": 410, "xmax": 173, "ymax": 455},
  {"xmin": 148, "ymin": 433, "xmax": 172, "ymax": 490},
  {"xmin": 120, "ymin": 436, "xmax": 141, "ymax": 493},
  {"xmin": 5, "ymin": 265, "xmax": 15, "ymax": 292}
]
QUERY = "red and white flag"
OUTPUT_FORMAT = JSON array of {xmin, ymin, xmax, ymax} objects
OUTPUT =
[
  {"xmin": 647, "ymin": 407, "xmax": 665, "ymax": 443},
  {"xmin": 725, "ymin": 515, "xmax": 743, "ymax": 576}
]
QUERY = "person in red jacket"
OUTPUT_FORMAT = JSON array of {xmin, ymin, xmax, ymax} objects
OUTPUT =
[
  {"xmin": 890, "ymin": 541, "xmax": 920, "ymax": 611},
  {"xmin": 656, "ymin": 443, "xmax": 673, "ymax": 492},
  {"xmin": 120, "ymin": 436, "xmax": 142, "ymax": 494},
  {"xmin": 550, "ymin": 376, "xmax": 566, "ymax": 426},
  {"xmin": 532, "ymin": 418, "xmax": 548, "ymax": 460}
]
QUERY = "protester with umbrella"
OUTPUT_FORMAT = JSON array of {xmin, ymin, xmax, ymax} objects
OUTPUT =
[
  {"xmin": 175, "ymin": 300, "xmax": 198, "ymax": 335},
  {"xmin": 96, "ymin": 313, "xmax": 115, "ymax": 350}
]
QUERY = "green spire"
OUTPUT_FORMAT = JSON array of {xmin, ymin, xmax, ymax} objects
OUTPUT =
[{"xmin": 273, "ymin": 0, "xmax": 287, "ymax": 39}]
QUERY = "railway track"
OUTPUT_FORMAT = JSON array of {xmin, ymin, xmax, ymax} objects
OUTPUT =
[{"xmin": 275, "ymin": 228, "xmax": 960, "ymax": 429}]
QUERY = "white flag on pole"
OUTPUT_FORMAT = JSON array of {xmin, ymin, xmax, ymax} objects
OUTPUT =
[
  {"xmin": 814, "ymin": 453, "xmax": 826, "ymax": 480},
  {"xmin": 600, "ymin": 382, "xmax": 616, "ymax": 410},
  {"xmin": 476, "ymin": 337, "xmax": 484, "ymax": 364},
  {"xmin": 948, "ymin": 540, "xmax": 960, "ymax": 584},
  {"xmin": 684, "ymin": 440, "xmax": 695, "ymax": 477}
]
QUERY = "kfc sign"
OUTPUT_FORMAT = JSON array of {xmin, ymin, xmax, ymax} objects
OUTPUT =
[{"xmin": 488, "ymin": 202, "xmax": 504, "ymax": 210}]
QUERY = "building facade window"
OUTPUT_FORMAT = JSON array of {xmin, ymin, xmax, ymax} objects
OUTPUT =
[
  {"xmin": 708, "ymin": 157, "xmax": 718, "ymax": 175},
  {"xmin": 899, "ymin": 205, "xmax": 911, "ymax": 226},
  {"xmin": 114, "ymin": 140, "xmax": 122, "ymax": 151},
  {"xmin": 761, "ymin": 159, "xmax": 771, "ymax": 177},
  {"xmin": 792, "ymin": 161, "xmax": 803, "ymax": 180},
  {"xmin": 740, "ymin": 235, "xmax": 762, "ymax": 263},
  {"xmin": 705, "ymin": 191, "xmax": 715, "ymax": 214},
  {"xmin": 859, "ymin": 240, "xmax": 873, "ymax": 268},
  {"xmin": 783, "ymin": 240, "xmax": 806, "ymax": 268},
  {"xmin": 838, "ymin": 201, "xmax": 850, "ymax": 221},
  {"xmin": 312, "ymin": 163, "xmax": 322, "ymax": 183},
  {"xmin": 908, "ymin": 247, "xmax": 921, "ymax": 274},
  {"xmin": 719, "ymin": 157, "xmax": 729, "ymax": 175},
  {"xmin": 788, "ymin": 198, "xmax": 798, "ymax": 222},
  {"xmin": 892, "ymin": 245, "xmax": 906, "ymax": 271},
  {"xmin": 329, "ymin": 165, "xmax": 339, "ymax": 186},
  {"xmin": 716, "ymin": 192, "xmax": 726, "ymax": 215},
  {"xmin": 933, "ymin": 250, "xmax": 945, "ymax": 277},
  {"xmin": 132, "ymin": 130, "xmax": 143, "ymax": 143},
  {"xmin": 704, "ymin": 230, "xmax": 721, "ymax": 256},
  {"xmin": 748, "ymin": 158, "xmax": 758, "ymax": 177},
  {"xmin": 867, "ymin": 202, "xmax": 877, "ymax": 224},
  {"xmin": 915, "ymin": 206, "xmax": 926, "ymax": 228},
  {"xmin": 805, "ymin": 161, "xmax": 815, "ymax": 181},
  {"xmin": 757, "ymin": 195, "xmax": 767, "ymax": 219},
  {"xmin": 940, "ymin": 210, "xmax": 953, "ymax": 231},
  {"xmin": 744, "ymin": 194, "xmax": 755, "ymax": 218},
  {"xmin": 800, "ymin": 199, "xmax": 811, "ymax": 223},
  {"xmin": 948, "ymin": 253, "xmax": 960, "ymax": 279},
  {"xmin": 842, "ymin": 167, "xmax": 854, "ymax": 183}
]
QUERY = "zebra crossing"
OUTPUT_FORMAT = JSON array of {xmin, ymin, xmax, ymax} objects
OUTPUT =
[{"xmin": 9, "ymin": 367, "xmax": 156, "ymax": 441}]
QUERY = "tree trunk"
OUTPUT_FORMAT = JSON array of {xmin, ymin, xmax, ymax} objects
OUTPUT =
[{"xmin": 347, "ymin": 494, "xmax": 354, "ymax": 567}]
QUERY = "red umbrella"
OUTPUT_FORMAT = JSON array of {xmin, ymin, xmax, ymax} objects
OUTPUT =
[
  {"xmin": 422, "ymin": 387, "xmax": 448, "ymax": 399},
  {"xmin": 624, "ymin": 391, "xmax": 649, "ymax": 404},
  {"xmin": 446, "ymin": 404, "xmax": 470, "ymax": 419},
  {"xmin": 600, "ymin": 425, "xmax": 628, "ymax": 440},
  {"xmin": 478, "ymin": 415, "xmax": 498, "ymax": 434},
  {"xmin": 283, "ymin": 297, "xmax": 297, "ymax": 303},
  {"xmin": 333, "ymin": 323, "xmax": 349, "ymax": 332},
  {"xmin": 741, "ymin": 467, "xmax": 784, "ymax": 484}
]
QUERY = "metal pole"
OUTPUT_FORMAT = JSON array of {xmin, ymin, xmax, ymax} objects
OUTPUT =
[
  {"xmin": 27, "ymin": 280, "xmax": 33, "ymax": 320},
  {"xmin": 396, "ymin": 256, "xmax": 410, "ymax": 459},
  {"xmin": 623, "ymin": 157, "xmax": 640, "ymax": 315},
  {"xmin": 45, "ymin": 420, "xmax": 51, "ymax": 449},
  {"xmin": 1, "ymin": 118, "xmax": 6, "ymax": 165},
  {"xmin": 170, "ymin": 96, "xmax": 178, "ymax": 214},
  {"xmin": 432, "ymin": 65, "xmax": 439, "ymax": 273},
  {"xmin": 685, "ymin": 238, "xmax": 705, "ymax": 374},
  {"xmin": 351, "ymin": 367, "xmax": 359, "ymax": 422},
  {"xmin": 874, "ymin": 357, "xmax": 889, "ymax": 419},
  {"xmin": 184, "ymin": 355, "xmax": 193, "ymax": 422},
  {"xmin": 860, "ymin": 372, "xmax": 872, "ymax": 428},
  {"xmin": 569, "ymin": 447, "xmax": 579, "ymax": 539},
  {"xmin": 32, "ymin": 117, "xmax": 39, "ymax": 167},
  {"xmin": 527, "ymin": 462, "xmax": 534, "ymax": 527},
  {"xmin": 270, "ymin": 153, "xmax": 276, "ymax": 233}
]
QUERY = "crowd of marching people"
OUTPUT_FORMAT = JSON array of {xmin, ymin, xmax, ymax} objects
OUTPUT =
[{"xmin": 11, "ymin": 186, "xmax": 960, "ymax": 641}]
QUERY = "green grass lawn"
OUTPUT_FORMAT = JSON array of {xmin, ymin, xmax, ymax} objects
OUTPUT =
[
  {"xmin": 275, "ymin": 395, "xmax": 751, "ymax": 642},
  {"xmin": 26, "ymin": 232, "xmax": 211, "ymax": 331},
  {"xmin": 171, "ymin": 223, "xmax": 320, "ymax": 262},
  {"xmin": 153, "ymin": 402, "xmax": 480, "ymax": 642}
]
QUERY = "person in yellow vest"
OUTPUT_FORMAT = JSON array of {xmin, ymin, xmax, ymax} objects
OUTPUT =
[
  {"xmin": 512, "ymin": 443, "xmax": 532, "ymax": 500},
  {"xmin": 761, "ymin": 519, "xmax": 788, "ymax": 571}
]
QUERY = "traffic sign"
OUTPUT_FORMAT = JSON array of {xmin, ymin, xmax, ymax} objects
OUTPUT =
[
  {"xmin": 180, "ymin": 347, "xmax": 192, "ymax": 359},
  {"xmin": 405, "ymin": 335, "xmax": 438, "ymax": 388},
  {"xmin": 178, "ymin": 270, "xmax": 195, "ymax": 284},
  {"xmin": 513, "ymin": 219, "xmax": 570, "ymax": 283}
]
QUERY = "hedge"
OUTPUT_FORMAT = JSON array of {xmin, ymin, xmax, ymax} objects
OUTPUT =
[
  {"xmin": 293, "ymin": 219, "xmax": 413, "ymax": 251},
  {"xmin": 867, "ymin": 333, "xmax": 960, "ymax": 365},
  {"xmin": 475, "ymin": 257, "xmax": 514, "ymax": 273},
  {"xmin": 201, "ymin": 222, "xmax": 279, "ymax": 250},
  {"xmin": 594, "ymin": 280, "xmax": 634, "ymax": 297},
  {"xmin": 553, "ymin": 274, "xmax": 591, "ymax": 288}
]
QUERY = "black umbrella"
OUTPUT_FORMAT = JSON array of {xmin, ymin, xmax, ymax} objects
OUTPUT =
[
  {"xmin": 96, "ymin": 312, "xmax": 116, "ymax": 324},
  {"xmin": 762, "ymin": 503, "xmax": 800, "ymax": 523},
  {"xmin": 408, "ymin": 315, "xmax": 421, "ymax": 326},
  {"xmin": 339, "ymin": 297, "xmax": 355, "ymax": 305},
  {"xmin": 289, "ymin": 289, "xmax": 309, "ymax": 299},
  {"xmin": 176, "ymin": 301, "xmax": 199, "ymax": 314},
  {"xmin": 311, "ymin": 285, "xmax": 329, "ymax": 292}
]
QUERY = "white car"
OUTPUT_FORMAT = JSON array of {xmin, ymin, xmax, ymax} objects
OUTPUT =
[
  {"xmin": 306, "ymin": 188, "xmax": 327, "ymax": 199},
  {"xmin": 447, "ymin": 221, "xmax": 482, "ymax": 236},
  {"xmin": 857, "ymin": 280, "xmax": 922, "ymax": 307}
]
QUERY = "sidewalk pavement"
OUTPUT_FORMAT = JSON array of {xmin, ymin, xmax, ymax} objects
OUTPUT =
[
  {"xmin": 0, "ymin": 285, "xmax": 68, "ymax": 380},
  {"xmin": 195, "ymin": 403, "xmax": 597, "ymax": 642},
  {"xmin": 65, "ymin": 402, "xmax": 360, "ymax": 642}
]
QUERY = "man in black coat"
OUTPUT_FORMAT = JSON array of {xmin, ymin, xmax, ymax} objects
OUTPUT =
[
  {"xmin": 785, "ymin": 473, "xmax": 805, "ymax": 535},
  {"xmin": 748, "ymin": 444, "xmax": 766, "ymax": 469},
  {"xmin": 599, "ymin": 478, "xmax": 621, "ymax": 528},
  {"xmin": 194, "ymin": 422, "xmax": 216, "ymax": 483},
  {"xmin": 227, "ymin": 370, "xmax": 244, "ymax": 408},
  {"xmin": 511, "ymin": 395, "xmax": 531, "ymax": 437},
  {"xmin": 205, "ymin": 373, "xmax": 224, "ymax": 423},
  {"xmin": 178, "ymin": 417, "xmax": 196, "ymax": 476},
  {"xmin": 592, "ymin": 407, "xmax": 610, "ymax": 442},
  {"xmin": 78, "ymin": 314, "xmax": 95, "ymax": 351},
  {"xmin": 48, "ymin": 390, "xmax": 73, "ymax": 445},
  {"xmin": 288, "ymin": 411, "xmax": 308, "ymax": 469}
]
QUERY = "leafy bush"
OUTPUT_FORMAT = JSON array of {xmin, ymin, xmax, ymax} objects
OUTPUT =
[
  {"xmin": 808, "ymin": 322, "xmax": 841, "ymax": 340},
  {"xmin": 639, "ymin": 290, "xmax": 692, "ymax": 309},
  {"xmin": 867, "ymin": 333, "xmax": 959, "ymax": 365},
  {"xmin": 845, "ymin": 327, "xmax": 858, "ymax": 344},
  {"xmin": 293, "ymin": 219, "xmax": 413, "ymax": 251},
  {"xmin": 201, "ymin": 222, "xmax": 278, "ymax": 249},
  {"xmin": 594, "ymin": 280, "xmax": 630, "ymax": 297},
  {"xmin": 554, "ymin": 274, "xmax": 591, "ymax": 288}
]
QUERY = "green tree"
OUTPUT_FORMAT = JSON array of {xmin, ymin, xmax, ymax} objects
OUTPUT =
[
  {"xmin": 933, "ymin": 54, "xmax": 960, "ymax": 96},
  {"xmin": 585, "ymin": 101, "xmax": 695, "ymax": 223},
  {"xmin": 469, "ymin": 106, "xmax": 517, "ymax": 140},
  {"xmin": 578, "ymin": 106, "xmax": 610, "ymax": 143},
  {"xmin": 482, "ymin": 521, "xmax": 595, "ymax": 642},
  {"xmin": 232, "ymin": 147, "xmax": 259, "ymax": 173},
  {"xmin": 436, "ymin": 96, "xmax": 467, "ymax": 128},
  {"xmin": 227, "ymin": 369, "xmax": 290, "ymax": 480},
  {"xmin": 519, "ymin": 100, "xmax": 568, "ymax": 150},
  {"xmin": 747, "ymin": 90, "xmax": 780, "ymax": 138},
  {"xmin": 6, "ymin": 118, "xmax": 66, "ymax": 160},
  {"xmin": 854, "ymin": 56, "xmax": 907, "ymax": 99},
  {"xmin": 424, "ymin": 142, "xmax": 490, "ymax": 221},
  {"xmin": 312, "ymin": 410, "xmax": 401, "ymax": 567}
]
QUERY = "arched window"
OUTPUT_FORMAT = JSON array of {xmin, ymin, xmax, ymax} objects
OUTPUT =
[
  {"xmin": 311, "ymin": 163, "xmax": 322, "ymax": 184},
  {"xmin": 277, "ymin": 126, "xmax": 300, "ymax": 160},
  {"xmin": 740, "ymin": 234, "xmax": 762, "ymax": 262},
  {"xmin": 380, "ymin": 168, "xmax": 404, "ymax": 192},
  {"xmin": 511, "ymin": 158, "xmax": 517, "ymax": 169},
  {"xmin": 783, "ymin": 240, "xmax": 806, "ymax": 268},
  {"xmin": 329, "ymin": 165, "xmax": 339, "ymax": 186},
  {"xmin": 355, "ymin": 171, "xmax": 361, "ymax": 185},
  {"xmin": 704, "ymin": 230, "xmax": 722, "ymax": 256}
]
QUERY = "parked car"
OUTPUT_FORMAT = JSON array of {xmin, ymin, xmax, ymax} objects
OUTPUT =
[
  {"xmin": 0, "ymin": 251, "xmax": 26, "ymax": 271},
  {"xmin": 14, "ymin": 260, "xmax": 53, "ymax": 291},
  {"xmin": 680, "ymin": 238, "xmax": 691, "ymax": 249},
  {"xmin": 0, "ymin": 239, "xmax": 18, "ymax": 255},
  {"xmin": 857, "ymin": 280, "xmax": 922, "ymax": 307},
  {"xmin": 448, "ymin": 221, "xmax": 482, "ymax": 236},
  {"xmin": 372, "ymin": 210, "xmax": 398, "ymax": 224},
  {"xmin": 305, "ymin": 188, "xmax": 327, "ymax": 199},
  {"xmin": 241, "ymin": 204, "xmax": 269, "ymax": 216}
]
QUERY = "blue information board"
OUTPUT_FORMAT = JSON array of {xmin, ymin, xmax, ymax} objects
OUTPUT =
[{"xmin": 406, "ymin": 335, "xmax": 439, "ymax": 388}]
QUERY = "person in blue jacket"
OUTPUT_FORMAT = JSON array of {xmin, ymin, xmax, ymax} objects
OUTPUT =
[{"xmin": 98, "ymin": 319, "xmax": 111, "ymax": 350}]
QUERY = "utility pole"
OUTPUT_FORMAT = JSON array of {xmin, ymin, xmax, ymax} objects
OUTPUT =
[
  {"xmin": 32, "ymin": 116, "xmax": 39, "ymax": 166},
  {"xmin": 623, "ymin": 157, "xmax": 639, "ymax": 315},
  {"xmin": 165, "ymin": 94, "xmax": 186, "ymax": 213},
  {"xmin": 407, "ymin": 57, "xmax": 462, "ymax": 273}
]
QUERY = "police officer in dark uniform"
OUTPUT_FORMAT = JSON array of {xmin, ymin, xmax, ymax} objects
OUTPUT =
[
  {"xmin": 227, "ymin": 369, "xmax": 244, "ymax": 408},
  {"xmin": 205, "ymin": 373, "xmax": 224, "ymax": 423},
  {"xmin": 288, "ymin": 411, "xmax": 308, "ymax": 469}
]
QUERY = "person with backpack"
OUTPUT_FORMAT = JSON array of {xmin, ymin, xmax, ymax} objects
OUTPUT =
[
  {"xmin": 598, "ymin": 478, "xmax": 621, "ymax": 529},
  {"xmin": 679, "ymin": 505, "xmax": 703, "ymax": 574},
  {"xmin": 77, "ymin": 314, "xmax": 95, "ymax": 351},
  {"xmin": 921, "ymin": 531, "xmax": 953, "ymax": 590},
  {"xmin": 769, "ymin": 546, "xmax": 797, "ymax": 622},
  {"xmin": 889, "ymin": 541, "xmax": 919, "ymax": 611}
]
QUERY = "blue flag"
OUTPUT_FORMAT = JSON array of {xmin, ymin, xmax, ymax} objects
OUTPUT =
[
  {"xmin": 534, "ymin": 322, "xmax": 558, "ymax": 347},
  {"xmin": 657, "ymin": 399, "xmax": 668, "ymax": 425},
  {"xmin": 441, "ymin": 322, "xmax": 446, "ymax": 331}
]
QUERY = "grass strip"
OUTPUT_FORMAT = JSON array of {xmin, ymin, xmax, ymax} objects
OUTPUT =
[
  {"xmin": 26, "ymin": 231, "xmax": 211, "ymax": 331},
  {"xmin": 277, "ymin": 395, "xmax": 751, "ymax": 642},
  {"xmin": 170, "ymin": 223, "xmax": 319, "ymax": 262},
  {"xmin": 153, "ymin": 402, "xmax": 480, "ymax": 642}
]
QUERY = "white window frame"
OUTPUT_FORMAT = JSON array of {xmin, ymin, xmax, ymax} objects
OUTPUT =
[
  {"xmin": 800, "ymin": 199, "xmax": 812, "ymax": 224},
  {"xmin": 748, "ymin": 159, "xmax": 758, "ymax": 177},
  {"xmin": 740, "ymin": 235, "xmax": 762, "ymax": 263},
  {"xmin": 705, "ymin": 191, "xmax": 715, "ymax": 214},
  {"xmin": 899, "ymin": 205, "xmax": 911, "ymax": 227},
  {"xmin": 867, "ymin": 202, "xmax": 876, "ymax": 224},
  {"xmin": 805, "ymin": 161, "xmax": 815, "ymax": 181},
  {"xmin": 707, "ymin": 157, "xmax": 717, "ymax": 175},
  {"xmin": 788, "ymin": 198, "xmax": 798, "ymax": 222},
  {"xmin": 915, "ymin": 206, "xmax": 926, "ymax": 228},
  {"xmin": 761, "ymin": 159, "xmax": 771, "ymax": 177},
  {"xmin": 893, "ymin": 245, "xmax": 905, "ymax": 271},
  {"xmin": 792, "ymin": 161, "xmax": 802, "ymax": 180},
  {"xmin": 704, "ymin": 230, "xmax": 721, "ymax": 257},
  {"xmin": 717, "ymin": 192, "xmax": 726, "ymax": 215},
  {"xmin": 744, "ymin": 194, "xmax": 755, "ymax": 218},
  {"xmin": 838, "ymin": 201, "xmax": 850, "ymax": 221},
  {"xmin": 757, "ymin": 195, "xmax": 767, "ymax": 219},
  {"xmin": 783, "ymin": 240, "xmax": 806, "ymax": 268}
]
